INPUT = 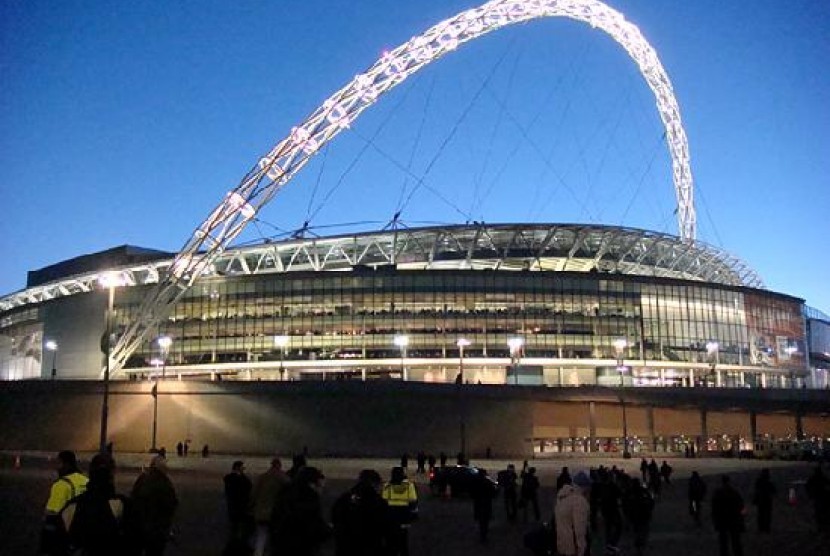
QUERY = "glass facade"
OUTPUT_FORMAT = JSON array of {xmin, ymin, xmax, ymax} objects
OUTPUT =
[{"xmin": 85, "ymin": 269, "xmax": 808, "ymax": 386}]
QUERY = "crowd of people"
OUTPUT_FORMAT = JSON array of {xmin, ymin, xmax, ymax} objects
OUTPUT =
[
  {"xmin": 40, "ymin": 451, "xmax": 177, "ymax": 556},
  {"xmin": 38, "ymin": 448, "xmax": 830, "ymax": 556}
]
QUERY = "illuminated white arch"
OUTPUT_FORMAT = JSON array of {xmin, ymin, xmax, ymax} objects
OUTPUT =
[{"xmin": 110, "ymin": 0, "xmax": 696, "ymax": 373}]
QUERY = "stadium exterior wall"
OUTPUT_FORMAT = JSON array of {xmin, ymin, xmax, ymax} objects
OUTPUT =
[{"xmin": 1, "ymin": 381, "xmax": 828, "ymax": 458}]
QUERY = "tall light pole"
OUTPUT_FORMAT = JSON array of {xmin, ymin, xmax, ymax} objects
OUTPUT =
[
  {"xmin": 157, "ymin": 336, "xmax": 172, "ymax": 379},
  {"xmin": 45, "ymin": 340, "xmax": 58, "ymax": 380},
  {"xmin": 613, "ymin": 338, "xmax": 630, "ymax": 458},
  {"xmin": 614, "ymin": 338, "xmax": 628, "ymax": 387},
  {"xmin": 508, "ymin": 337, "xmax": 524, "ymax": 385},
  {"xmin": 706, "ymin": 341, "xmax": 719, "ymax": 387},
  {"xmin": 98, "ymin": 272, "xmax": 125, "ymax": 453},
  {"xmin": 393, "ymin": 334, "xmax": 409, "ymax": 381},
  {"xmin": 274, "ymin": 335, "xmax": 289, "ymax": 380},
  {"xmin": 456, "ymin": 338, "xmax": 471, "ymax": 457},
  {"xmin": 151, "ymin": 336, "xmax": 172, "ymax": 453}
]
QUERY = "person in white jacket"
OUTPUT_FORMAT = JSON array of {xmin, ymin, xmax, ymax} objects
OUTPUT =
[{"xmin": 554, "ymin": 476, "xmax": 590, "ymax": 556}]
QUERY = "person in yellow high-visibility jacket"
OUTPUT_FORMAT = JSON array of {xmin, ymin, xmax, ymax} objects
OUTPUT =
[
  {"xmin": 40, "ymin": 450, "xmax": 89, "ymax": 555},
  {"xmin": 382, "ymin": 466, "xmax": 418, "ymax": 556}
]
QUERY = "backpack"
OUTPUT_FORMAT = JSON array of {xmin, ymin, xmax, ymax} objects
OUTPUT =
[{"xmin": 62, "ymin": 493, "xmax": 129, "ymax": 555}]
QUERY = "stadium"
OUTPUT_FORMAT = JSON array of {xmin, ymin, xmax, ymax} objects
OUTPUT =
[{"xmin": 2, "ymin": 0, "xmax": 829, "ymax": 457}]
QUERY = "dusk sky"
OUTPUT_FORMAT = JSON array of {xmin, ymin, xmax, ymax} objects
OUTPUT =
[{"xmin": 2, "ymin": 0, "xmax": 828, "ymax": 313}]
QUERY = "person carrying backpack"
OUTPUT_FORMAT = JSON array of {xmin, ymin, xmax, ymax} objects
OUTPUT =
[
  {"xmin": 40, "ymin": 450, "xmax": 89, "ymax": 555},
  {"xmin": 61, "ymin": 453, "xmax": 137, "ymax": 556}
]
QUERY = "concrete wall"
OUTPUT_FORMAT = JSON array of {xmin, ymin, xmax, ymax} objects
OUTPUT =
[{"xmin": 1, "ymin": 381, "xmax": 828, "ymax": 458}]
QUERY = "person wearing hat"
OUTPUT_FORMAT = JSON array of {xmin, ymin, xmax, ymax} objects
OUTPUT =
[
  {"xmin": 130, "ymin": 455, "xmax": 178, "ymax": 556},
  {"xmin": 272, "ymin": 466, "xmax": 332, "ymax": 556},
  {"xmin": 40, "ymin": 450, "xmax": 89, "ymax": 555}
]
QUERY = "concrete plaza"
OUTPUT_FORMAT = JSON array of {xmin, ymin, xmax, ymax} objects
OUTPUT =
[{"xmin": 1, "ymin": 451, "xmax": 826, "ymax": 555}]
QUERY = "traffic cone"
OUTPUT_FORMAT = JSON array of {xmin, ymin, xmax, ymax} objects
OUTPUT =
[
  {"xmin": 788, "ymin": 486, "xmax": 797, "ymax": 506},
  {"xmin": 13, "ymin": 454, "xmax": 21, "ymax": 469}
]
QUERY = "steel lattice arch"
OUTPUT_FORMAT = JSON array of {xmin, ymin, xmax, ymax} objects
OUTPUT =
[{"xmin": 107, "ymin": 0, "xmax": 698, "ymax": 376}]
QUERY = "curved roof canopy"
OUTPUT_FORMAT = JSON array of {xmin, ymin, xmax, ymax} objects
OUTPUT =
[{"xmin": 0, "ymin": 223, "xmax": 764, "ymax": 313}]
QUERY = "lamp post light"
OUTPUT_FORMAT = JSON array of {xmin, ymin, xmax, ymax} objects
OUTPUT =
[
  {"xmin": 613, "ymin": 338, "xmax": 628, "ymax": 386},
  {"xmin": 785, "ymin": 345, "xmax": 798, "ymax": 388},
  {"xmin": 98, "ymin": 271, "xmax": 125, "ymax": 454},
  {"xmin": 151, "ymin": 336, "xmax": 172, "ymax": 453},
  {"xmin": 274, "ymin": 335, "xmax": 289, "ymax": 380},
  {"xmin": 45, "ymin": 340, "xmax": 58, "ymax": 380},
  {"xmin": 457, "ymin": 338, "xmax": 471, "ymax": 384},
  {"xmin": 157, "ymin": 336, "xmax": 173, "ymax": 379},
  {"xmin": 456, "ymin": 338, "xmax": 471, "ymax": 457},
  {"xmin": 706, "ymin": 341, "xmax": 720, "ymax": 387},
  {"xmin": 393, "ymin": 334, "xmax": 409, "ymax": 381},
  {"xmin": 508, "ymin": 337, "xmax": 525, "ymax": 385},
  {"xmin": 613, "ymin": 338, "xmax": 630, "ymax": 458}
]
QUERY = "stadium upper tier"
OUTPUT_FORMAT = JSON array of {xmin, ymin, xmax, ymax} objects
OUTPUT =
[{"xmin": 0, "ymin": 223, "xmax": 763, "ymax": 312}]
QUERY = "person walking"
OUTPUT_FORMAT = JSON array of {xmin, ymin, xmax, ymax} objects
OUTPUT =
[
  {"xmin": 251, "ymin": 457, "xmax": 289, "ymax": 556},
  {"xmin": 470, "ymin": 468, "xmax": 498, "ymax": 543},
  {"xmin": 497, "ymin": 463, "xmax": 519, "ymax": 521},
  {"xmin": 130, "ymin": 455, "xmax": 178, "ymax": 556},
  {"xmin": 711, "ymin": 475, "xmax": 745, "ymax": 556},
  {"xmin": 520, "ymin": 466, "xmax": 541, "ymax": 522},
  {"xmin": 555, "ymin": 466, "xmax": 572, "ymax": 492},
  {"xmin": 752, "ymin": 468, "xmax": 776, "ymax": 533},
  {"xmin": 660, "ymin": 460, "xmax": 673, "ymax": 485},
  {"xmin": 272, "ymin": 466, "xmax": 332, "ymax": 556},
  {"xmin": 804, "ymin": 465, "xmax": 830, "ymax": 536},
  {"xmin": 597, "ymin": 467, "xmax": 623, "ymax": 554},
  {"xmin": 554, "ymin": 475, "xmax": 590, "ymax": 556},
  {"xmin": 223, "ymin": 460, "xmax": 253, "ymax": 556},
  {"xmin": 647, "ymin": 459, "xmax": 661, "ymax": 499},
  {"xmin": 331, "ymin": 469, "xmax": 392, "ymax": 556},
  {"xmin": 62, "ymin": 453, "xmax": 137, "ymax": 556},
  {"xmin": 416, "ymin": 451, "xmax": 426, "ymax": 474},
  {"xmin": 688, "ymin": 471, "xmax": 707, "ymax": 526},
  {"xmin": 639, "ymin": 458, "xmax": 649, "ymax": 484},
  {"xmin": 623, "ymin": 478, "xmax": 655, "ymax": 556},
  {"xmin": 381, "ymin": 466, "xmax": 419, "ymax": 556},
  {"xmin": 40, "ymin": 450, "xmax": 89, "ymax": 555}
]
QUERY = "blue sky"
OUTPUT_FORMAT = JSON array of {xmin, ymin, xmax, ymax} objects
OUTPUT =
[{"xmin": 1, "ymin": 0, "xmax": 828, "ymax": 313}]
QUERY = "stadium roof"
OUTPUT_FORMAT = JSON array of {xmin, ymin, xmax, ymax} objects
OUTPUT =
[{"xmin": 0, "ymin": 223, "xmax": 764, "ymax": 312}]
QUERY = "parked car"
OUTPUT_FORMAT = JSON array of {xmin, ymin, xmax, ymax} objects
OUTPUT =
[{"xmin": 429, "ymin": 465, "xmax": 497, "ymax": 497}]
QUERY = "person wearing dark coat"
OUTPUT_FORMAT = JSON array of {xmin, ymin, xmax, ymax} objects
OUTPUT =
[
  {"xmin": 597, "ymin": 468, "xmax": 622, "ymax": 553},
  {"xmin": 497, "ymin": 463, "xmax": 519, "ymax": 521},
  {"xmin": 660, "ymin": 460, "xmax": 673, "ymax": 485},
  {"xmin": 688, "ymin": 471, "xmax": 707, "ymax": 526},
  {"xmin": 272, "ymin": 466, "xmax": 332, "ymax": 556},
  {"xmin": 752, "ymin": 468, "xmax": 776, "ymax": 533},
  {"xmin": 331, "ymin": 469, "xmax": 392, "ymax": 556},
  {"xmin": 131, "ymin": 455, "xmax": 178, "ymax": 556},
  {"xmin": 63, "ymin": 453, "xmax": 138, "ymax": 556},
  {"xmin": 471, "ymin": 469, "xmax": 498, "ymax": 543},
  {"xmin": 223, "ymin": 460, "xmax": 253, "ymax": 556},
  {"xmin": 622, "ymin": 479, "xmax": 655, "ymax": 556},
  {"xmin": 520, "ymin": 467, "xmax": 541, "ymax": 521},
  {"xmin": 711, "ymin": 475, "xmax": 745, "ymax": 556},
  {"xmin": 804, "ymin": 466, "xmax": 830, "ymax": 535}
]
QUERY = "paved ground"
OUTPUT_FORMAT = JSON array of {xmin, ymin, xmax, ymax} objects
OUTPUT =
[{"xmin": 1, "ymin": 451, "xmax": 827, "ymax": 555}]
